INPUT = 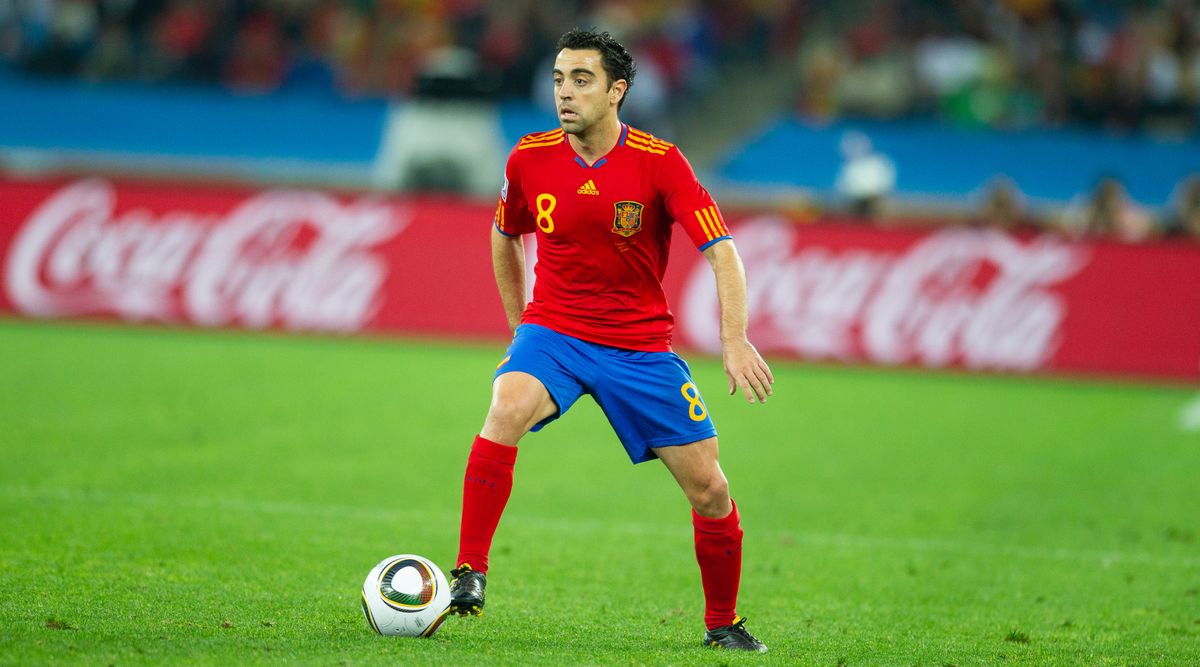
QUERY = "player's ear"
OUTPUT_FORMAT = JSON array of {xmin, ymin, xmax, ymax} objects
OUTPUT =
[{"xmin": 611, "ymin": 79, "xmax": 627, "ymax": 106}]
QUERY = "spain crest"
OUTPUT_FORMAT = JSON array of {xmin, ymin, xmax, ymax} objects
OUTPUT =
[{"xmin": 612, "ymin": 201, "xmax": 644, "ymax": 237}]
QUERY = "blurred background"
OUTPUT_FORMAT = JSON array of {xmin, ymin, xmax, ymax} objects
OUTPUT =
[
  {"xmin": 4, "ymin": 7, "xmax": 1198, "ymax": 663},
  {"xmin": 1, "ymin": 0, "xmax": 1198, "ymax": 381}
]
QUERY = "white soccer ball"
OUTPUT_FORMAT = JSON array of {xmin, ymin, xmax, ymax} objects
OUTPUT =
[{"xmin": 360, "ymin": 554, "xmax": 451, "ymax": 637}]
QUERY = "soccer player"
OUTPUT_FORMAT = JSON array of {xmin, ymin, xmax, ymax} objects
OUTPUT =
[{"xmin": 450, "ymin": 28, "xmax": 773, "ymax": 653}]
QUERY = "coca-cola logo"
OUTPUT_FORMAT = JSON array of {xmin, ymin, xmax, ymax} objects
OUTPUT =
[
  {"xmin": 5, "ymin": 179, "xmax": 409, "ymax": 331},
  {"xmin": 682, "ymin": 217, "xmax": 1090, "ymax": 371}
]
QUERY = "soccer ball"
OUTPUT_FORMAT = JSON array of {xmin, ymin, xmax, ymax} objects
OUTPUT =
[{"xmin": 360, "ymin": 554, "xmax": 451, "ymax": 637}]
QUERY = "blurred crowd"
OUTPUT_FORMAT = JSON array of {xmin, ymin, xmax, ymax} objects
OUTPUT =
[
  {"xmin": 0, "ymin": 0, "xmax": 734, "ymax": 104},
  {"xmin": 834, "ymin": 133, "xmax": 1200, "ymax": 242},
  {"xmin": 967, "ymin": 172, "xmax": 1200, "ymax": 242},
  {"xmin": 792, "ymin": 0, "xmax": 1200, "ymax": 135},
  {"xmin": 3, "ymin": 0, "xmax": 1200, "ymax": 135},
  {"xmin": 2, "ymin": 0, "xmax": 1198, "ymax": 242}
]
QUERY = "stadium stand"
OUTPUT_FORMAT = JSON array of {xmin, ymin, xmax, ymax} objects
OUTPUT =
[{"xmin": 2, "ymin": 0, "xmax": 1199, "ymax": 237}]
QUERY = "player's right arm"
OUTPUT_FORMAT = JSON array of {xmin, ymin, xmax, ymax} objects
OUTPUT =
[
  {"xmin": 492, "ymin": 226, "xmax": 526, "ymax": 333},
  {"xmin": 491, "ymin": 148, "xmax": 537, "ymax": 333}
]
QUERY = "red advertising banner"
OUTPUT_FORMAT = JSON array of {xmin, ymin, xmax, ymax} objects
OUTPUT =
[
  {"xmin": 663, "ymin": 217, "xmax": 1200, "ymax": 381},
  {"xmin": 0, "ymin": 176, "xmax": 510, "ymax": 340},
  {"xmin": 2, "ymin": 177, "xmax": 1198, "ymax": 381}
]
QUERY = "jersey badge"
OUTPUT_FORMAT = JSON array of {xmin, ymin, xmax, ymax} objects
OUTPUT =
[
  {"xmin": 612, "ymin": 201, "xmax": 644, "ymax": 237},
  {"xmin": 577, "ymin": 180, "xmax": 600, "ymax": 196},
  {"xmin": 500, "ymin": 176, "xmax": 509, "ymax": 202}
]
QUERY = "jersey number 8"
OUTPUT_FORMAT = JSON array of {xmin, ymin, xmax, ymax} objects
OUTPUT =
[
  {"xmin": 680, "ymin": 382, "xmax": 707, "ymax": 422},
  {"xmin": 535, "ymin": 194, "xmax": 556, "ymax": 233}
]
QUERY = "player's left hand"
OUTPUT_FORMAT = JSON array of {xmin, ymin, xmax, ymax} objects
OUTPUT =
[{"xmin": 723, "ymin": 339, "xmax": 774, "ymax": 404}]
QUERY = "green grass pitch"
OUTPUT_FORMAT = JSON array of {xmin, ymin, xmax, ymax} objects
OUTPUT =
[{"xmin": 1, "ymin": 318, "xmax": 1197, "ymax": 665}]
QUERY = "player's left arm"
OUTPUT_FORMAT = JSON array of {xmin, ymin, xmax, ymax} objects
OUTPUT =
[
  {"xmin": 657, "ymin": 144, "xmax": 774, "ymax": 403},
  {"xmin": 702, "ymin": 239, "xmax": 774, "ymax": 404}
]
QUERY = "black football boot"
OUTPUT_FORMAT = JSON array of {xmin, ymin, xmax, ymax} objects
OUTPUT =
[
  {"xmin": 703, "ymin": 616, "xmax": 768, "ymax": 652},
  {"xmin": 448, "ymin": 565, "xmax": 486, "ymax": 616}
]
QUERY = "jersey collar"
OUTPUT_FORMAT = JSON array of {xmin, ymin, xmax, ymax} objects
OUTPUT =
[{"xmin": 568, "ymin": 123, "xmax": 628, "ymax": 169}]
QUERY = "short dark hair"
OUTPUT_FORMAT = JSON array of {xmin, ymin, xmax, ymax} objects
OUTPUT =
[{"xmin": 556, "ymin": 28, "xmax": 636, "ymax": 110}]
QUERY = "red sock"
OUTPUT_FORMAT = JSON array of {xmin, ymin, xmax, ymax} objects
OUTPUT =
[
  {"xmin": 455, "ymin": 435, "xmax": 518, "ymax": 574},
  {"xmin": 693, "ymin": 500, "xmax": 743, "ymax": 630}
]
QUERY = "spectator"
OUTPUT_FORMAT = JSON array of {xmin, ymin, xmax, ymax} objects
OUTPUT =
[
  {"xmin": 79, "ymin": 17, "xmax": 135, "ymax": 81},
  {"xmin": 221, "ymin": 9, "xmax": 286, "ymax": 93},
  {"xmin": 971, "ymin": 177, "xmax": 1037, "ymax": 232},
  {"xmin": 22, "ymin": 0, "xmax": 96, "ymax": 76},
  {"xmin": 1062, "ymin": 176, "xmax": 1156, "ymax": 242},
  {"xmin": 1165, "ymin": 173, "xmax": 1200, "ymax": 240}
]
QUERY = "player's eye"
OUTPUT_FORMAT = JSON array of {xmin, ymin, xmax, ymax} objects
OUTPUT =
[{"xmin": 575, "ymin": 78, "xmax": 587, "ymax": 86}]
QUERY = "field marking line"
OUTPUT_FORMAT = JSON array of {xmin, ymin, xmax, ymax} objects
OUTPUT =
[
  {"xmin": 0, "ymin": 484, "xmax": 409, "ymax": 523},
  {"xmin": 2, "ymin": 484, "xmax": 1197, "ymax": 570},
  {"xmin": 507, "ymin": 514, "xmax": 1200, "ymax": 570},
  {"xmin": 1178, "ymin": 393, "xmax": 1200, "ymax": 433}
]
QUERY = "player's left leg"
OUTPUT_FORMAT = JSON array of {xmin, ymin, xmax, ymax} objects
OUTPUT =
[
  {"xmin": 653, "ymin": 440, "xmax": 767, "ymax": 653},
  {"xmin": 591, "ymin": 348, "xmax": 765, "ymax": 651}
]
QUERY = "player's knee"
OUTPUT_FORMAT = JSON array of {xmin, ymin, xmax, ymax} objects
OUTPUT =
[
  {"xmin": 487, "ymin": 392, "xmax": 540, "ymax": 432},
  {"xmin": 689, "ymin": 473, "xmax": 731, "ymax": 517}
]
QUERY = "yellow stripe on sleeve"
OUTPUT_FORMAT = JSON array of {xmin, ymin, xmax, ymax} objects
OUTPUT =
[
  {"xmin": 520, "ymin": 129, "xmax": 563, "ymax": 143},
  {"xmin": 700, "ymin": 208, "xmax": 715, "ymax": 239},
  {"xmin": 518, "ymin": 138, "xmax": 564, "ymax": 150},
  {"xmin": 627, "ymin": 128, "xmax": 673, "ymax": 149},
  {"xmin": 707, "ymin": 205, "xmax": 728, "ymax": 236},
  {"xmin": 625, "ymin": 137, "xmax": 668, "ymax": 155},
  {"xmin": 694, "ymin": 209, "xmax": 716, "ymax": 242},
  {"xmin": 701, "ymin": 207, "xmax": 724, "ymax": 240}
]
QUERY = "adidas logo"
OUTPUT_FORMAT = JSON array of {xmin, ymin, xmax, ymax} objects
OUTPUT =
[{"xmin": 577, "ymin": 180, "xmax": 600, "ymax": 196}]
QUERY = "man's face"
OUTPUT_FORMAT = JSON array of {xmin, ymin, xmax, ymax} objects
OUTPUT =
[{"xmin": 553, "ymin": 48, "xmax": 623, "ymax": 134}]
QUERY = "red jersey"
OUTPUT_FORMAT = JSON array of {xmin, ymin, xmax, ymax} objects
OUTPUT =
[{"xmin": 493, "ymin": 123, "xmax": 731, "ymax": 351}]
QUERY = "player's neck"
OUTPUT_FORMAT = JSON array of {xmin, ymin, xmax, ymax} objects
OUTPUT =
[{"xmin": 566, "ymin": 116, "xmax": 622, "ymax": 164}]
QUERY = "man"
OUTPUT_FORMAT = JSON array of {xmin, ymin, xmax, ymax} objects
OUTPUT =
[{"xmin": 450, "ymin": 28, "xmax": 773, "ymax": 653}]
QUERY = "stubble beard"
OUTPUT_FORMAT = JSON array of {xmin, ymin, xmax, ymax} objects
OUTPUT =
[{"xmin": 559, "ymin": 115, "xmax": 588, "ymax": 136}]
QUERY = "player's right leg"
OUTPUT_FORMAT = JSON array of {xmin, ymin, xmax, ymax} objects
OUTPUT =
[
  {"xmin": 451, "ymin": 371, "xmax": 558, "ymax": 616},
  {"xmin": 454, "ymin": 322, "xmax": 598, "ymax": 617},
  {"xmin": 481, "ymin": 371, "xmax": 560, "ymax": 446}
]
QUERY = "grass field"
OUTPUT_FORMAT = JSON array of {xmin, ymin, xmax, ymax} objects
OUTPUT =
[{"xmin": 1, "ymin": 318, "xmax": 1197, "ymax": 665}]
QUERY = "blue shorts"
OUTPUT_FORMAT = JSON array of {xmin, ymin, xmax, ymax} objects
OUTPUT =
[{"xmin": 494, "ymin": 324, "xmax": 717, "ymax": 464}]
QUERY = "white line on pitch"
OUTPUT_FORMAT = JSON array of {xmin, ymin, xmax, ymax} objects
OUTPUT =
[{"xmin": 1, "ymin": 484, "xmax": 1197, "ymax": 570}]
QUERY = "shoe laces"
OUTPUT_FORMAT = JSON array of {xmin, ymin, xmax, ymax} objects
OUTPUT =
[{"xmin": 728, "ymin": 616, "xmax": 759, "ymax": 641}]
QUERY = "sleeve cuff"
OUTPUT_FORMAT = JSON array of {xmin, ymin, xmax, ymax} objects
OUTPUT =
[
  {"xmin": 494, "ymin": 222, "xmax": 520, "ymax": 237},
  {"xmin": 698, "ymin": 235, "xmax": 732, "ymax": 251}
]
